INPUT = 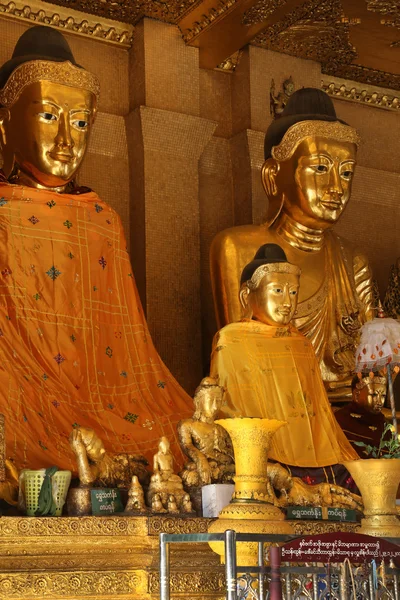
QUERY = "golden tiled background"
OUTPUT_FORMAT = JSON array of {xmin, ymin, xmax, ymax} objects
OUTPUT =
[{"xmin": 0, "ymin": 18, "xmax": 398, "ymax": 393}]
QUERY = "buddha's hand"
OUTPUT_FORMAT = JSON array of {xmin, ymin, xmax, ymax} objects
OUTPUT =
[
  {"xmin": 197, "ymin": 457, "xmax": 212, "ymax": 485},
  {"xmin": 69, "ymin": 428, "xmax": 85, "ymax": 455}
]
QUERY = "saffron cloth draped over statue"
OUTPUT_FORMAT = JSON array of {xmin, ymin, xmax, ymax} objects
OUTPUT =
[
  {"xmin": 0, "ymin": 182, "xmax": 191, "ymax": 470},
  {"xmin": 211, "ymin": 319, "xmax": 357, "ymax": 467}
]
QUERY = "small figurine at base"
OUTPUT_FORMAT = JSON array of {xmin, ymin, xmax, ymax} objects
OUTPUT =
[{"xmin": 124, "ymin": 476, "xmax": 147, "ymax": 513}]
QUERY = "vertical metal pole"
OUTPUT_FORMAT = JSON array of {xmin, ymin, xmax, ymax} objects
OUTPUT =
[
  {"xmin": 339, "ymin": 562, "xmax": 348, "ymax": 600},
  {"xmin": 312, "ymin": 563, "xmax": 318, "ymax": 600},
  {"xmin": 258, "ymin": 542, "xmax": 265, "ymax": 600},
  {"xmin": 394, "ymin": 571, "xmax": 399, "ymax": 600},
  {"xmin": 225, "ymin": 530, "xmax": 237, "ymax": 600},
  {"xmin": 269, "ymin": 546, "xmax": 282, "ymax": 600},
  {"xmin": 368, "ymin": 571, "xmax": 375, "ymax": 600},
  {"xmin": 285, "ymin": 568, "xmax": 292, "ymax": 600},
  {"xmin": 388, "ymin": 366, "xmax": 397, "ymax": 433},
  {"xmin": 159, "ymin": 533, "xmax": 170, "ymax": 600}
]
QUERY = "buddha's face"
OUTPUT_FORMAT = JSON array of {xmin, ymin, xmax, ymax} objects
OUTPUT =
[
  {"xmin": 198, "ymin": 387, "xmax": 223, "ymax": 420},
  {"xmin": 354, "ymin": 379, "xmax": 386, "ymax": 414},
  {"xmin": 242, "ymin": 271, "xmax": 299, "ymax": 326},
  {"xmin": 264, "ymin": 136, "xmax": 357, "ymax": 229},
  {"xmin": 159, "ymin": 437, "xmax": 170, "ymax": 454},
  {"xmin": 0, "ymin": 79, "xmax": 96, "ymax": 190}
]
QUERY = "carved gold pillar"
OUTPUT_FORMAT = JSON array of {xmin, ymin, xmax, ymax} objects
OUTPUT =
[{"xmin": 127, "ymin": 19, "xmax": 216, "ymax": 392}]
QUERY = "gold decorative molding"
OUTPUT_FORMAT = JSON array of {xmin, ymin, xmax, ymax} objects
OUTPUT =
[
  {"xmin": 252, "ymin": 0, "xmax": 357, "ymax": 72},
  {"xmin": 181, "ymin": 0, "xmax": 238, "ymax": 43},
  {"xmin": 0, "ymin": 570, "xmax": 147, "ymax": 597},
  {"xmin": 291, "ymin": 520, "xmax": 358, "ymax": 535},
  {"xmin": 327, "ymin": 63, "xmax": 400, "ymax": 92},
  {"xmin": 242, "ymin": 0, "xmax": 288, "ymax": 26},
  {"xmin": 0, "ymin": 515, "xmax": 148, "ymax": 536},
  {"xmin": 148, "ymin": 571, "xmax": 225, "ymax": 594},
  {"xmin": 44, "ymin": 0, "xmax": 199, "ymax": 26},
  {"xmin": 147, "ymin": 515, "xmax": 211, "ymax": 535},
  {"xmin": 322, "ymin": 77, "xmax": 400, "ymax": 111},
  {"xmin": 0, "ymin": 0, "xmax": 133, "ymax": 47}
]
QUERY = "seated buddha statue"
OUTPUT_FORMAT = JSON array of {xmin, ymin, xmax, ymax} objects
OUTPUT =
[
  {"xmin": 177, "ymin": 377, "xmax": 235, "ymax": 489},
  {"xmin": 210, "ymin": 88, "xmax": 374, "ymax": 402},
  {"xmin": 147, "ymin": 436, "xmax": 187, "ymax": 512},
  {"xmin": 334, "ymin": 373, "xmax": 389, "ymax": 456},
  {"xmin": 210, "ymin": 243, "xmax": 358, "ymax": 468},
  {"xmin": 0, "ymin": 25, "xmax": 191, "ymax": 473}
]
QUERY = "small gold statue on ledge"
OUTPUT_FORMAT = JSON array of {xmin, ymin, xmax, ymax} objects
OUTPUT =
[
  {"xmin": 69, "ymin": 427, "xmax": 150, "ymax": 488},
  {"xmin": 178, "ymin": 377, "xmax": 235, "ymax": 489},
  {"xmin": 124, "ymin": 475, "xmax": 147, "ymax": 513},
  {"xmin": 147, "ymin": 437, "xmax": 187, "ymax": 513},
  {"xmin": 267, "ymin": 463, "xmax": 362, "ymax": 510}
]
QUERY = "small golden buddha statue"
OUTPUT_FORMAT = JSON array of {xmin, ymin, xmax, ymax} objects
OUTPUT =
[
  {"xmin": 0, "ymin": 25, "xmax": 191, "ymax": 473},
  {"xmin": 147, "ymin": 436, "xmax": 186, "ymax": 512},
  {"xmin": 69, "ymin": 426, "xmax": 150, "ymax": 488},
  {"xmin": 210, "ymin": 243, "xmax": 358, "ymax": 469},
  {"xmin": 334, "ymin": 373, "xmax": 389, "ymax": 456},
  {"xmin": 124, "ymin": 475, "xmax": 147, "ymax": 513},
  {"xmin": 178, "ymin": 377, "xmax": 235, "ymax": 489},
  {"xmin": 210, "ymin": 88, "xmax": 374, "ymax": 402}
]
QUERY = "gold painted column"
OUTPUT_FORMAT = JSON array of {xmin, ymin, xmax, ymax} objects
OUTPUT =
[{"xmin": 127, "ymin": 19, "xmax": 217, "ymax": 393}]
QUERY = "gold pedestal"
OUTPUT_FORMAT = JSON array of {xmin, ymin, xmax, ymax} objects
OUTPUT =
[
  {"xmin": 208, "ymin": 418, "xmax": 293, "ymax": 566},
  {"xmin": 344, "ymin": 458, "xmax": 400, "ymax": 537},
  {"xmin": 0, "ymin": 514, "xmax": 358, "ymax": 598},
  {"xmin": 0, "ymin": 515, "xmax": 225, "ymax": 600}
]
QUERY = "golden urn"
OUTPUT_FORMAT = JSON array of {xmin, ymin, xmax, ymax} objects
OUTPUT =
[
  {"xmin": 208, "ymin": 418, "xmax": 293, "ymax": 566},
  {"xmin": 344, "ymin": 458, "xmax": 400, "ymax": 537}
]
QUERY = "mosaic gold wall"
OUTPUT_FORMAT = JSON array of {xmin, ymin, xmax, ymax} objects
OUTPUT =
[{"xmin": 0, "ymin": 17, "xmax": 398, "ymax": 393}]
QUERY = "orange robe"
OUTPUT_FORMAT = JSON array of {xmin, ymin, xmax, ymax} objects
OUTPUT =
[{"xmin": 0, "ymin": 182, "xmax": 191, "ymax": 470}]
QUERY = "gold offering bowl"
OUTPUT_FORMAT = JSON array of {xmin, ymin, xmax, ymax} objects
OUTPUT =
[
  {"xmin": 344, "ymin": 458, "xmax": 400, "ymax": 537},
  {"xmin": 208, "ymin": 418, "xmax": 293, "ymax": 566}
]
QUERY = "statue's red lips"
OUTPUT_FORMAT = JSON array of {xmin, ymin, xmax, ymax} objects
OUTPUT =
[
  {"xmin": 320, "ymin": 200, "xmax": 342, "ymax": 210},
  {"xmin": 48, "ymin": 151, "xmax": 74, "ymax": 163}
]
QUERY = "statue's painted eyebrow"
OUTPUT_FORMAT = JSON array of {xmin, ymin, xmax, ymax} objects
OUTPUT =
[{"xmin": 32, "ymin": 99, "xmax": 59, "ymax": 109}]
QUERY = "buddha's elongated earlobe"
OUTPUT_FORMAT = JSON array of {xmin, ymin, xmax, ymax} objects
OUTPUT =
[{"xmin": 239, "ymin": 286, "xmax": 253, "ymax": 319}]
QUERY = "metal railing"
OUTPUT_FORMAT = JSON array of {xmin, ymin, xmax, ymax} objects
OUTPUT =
[{"xmin": 159, "ymin": 530, "xmax": 400, "ymax": 600}]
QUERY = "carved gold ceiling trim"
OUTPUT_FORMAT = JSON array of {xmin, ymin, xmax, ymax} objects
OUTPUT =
[
  {"xmin": 0, "ymin": 0, "xmax": 133, "ymax": 47},
  {"xmin": 322, "ymin": 77, "xmax": 400, "ymax": 111},
  {"xmin": 181, "ymin": 0, "xmax": 238, "ymax": 43}
]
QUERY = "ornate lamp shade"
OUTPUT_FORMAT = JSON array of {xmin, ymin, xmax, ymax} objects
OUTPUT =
[
  {"xmin": 355, "ymin": 316, "xmax": 400, "ymax": 431},
  {"xmin": 355, "ymin": 317, "xmax": 400, "ymax": 371}
]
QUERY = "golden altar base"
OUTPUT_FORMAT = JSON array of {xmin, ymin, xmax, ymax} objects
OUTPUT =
[{"xmin": 0, "ymin": 515, "xmax": 358, "ymax": 599}]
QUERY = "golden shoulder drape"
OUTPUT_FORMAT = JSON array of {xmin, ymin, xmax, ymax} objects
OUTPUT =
[
  {"xmin": 210, "ymin": 320, "xmax": 358, "ymax": 467},
  {"xmin": 0, "ymin": 182, "xmax": 191, "ymax": 471}
]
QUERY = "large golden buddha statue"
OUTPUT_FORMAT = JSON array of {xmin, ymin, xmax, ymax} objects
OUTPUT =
[
  {"xmin": 210, "ymin": 88, "xmax": 374, "ymax": 401},
  {"xmin": 210, "ymin": 243, "xmax": 358, "ymax": 468},
  {"xmin": 0, "ymin": 26, "xmax": 190, "ymax": 471}
]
